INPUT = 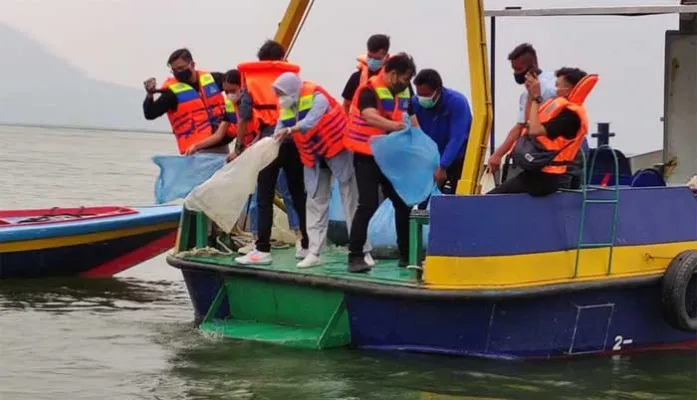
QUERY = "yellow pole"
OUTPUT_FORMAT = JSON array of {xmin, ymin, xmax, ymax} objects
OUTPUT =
[
  {"xmin": 273, "ymin": 0, "xmax": 311, "ymax": 51},
  {"xmin": 456, "ymin": 0, "xmax": 493, "ymax": 195}
]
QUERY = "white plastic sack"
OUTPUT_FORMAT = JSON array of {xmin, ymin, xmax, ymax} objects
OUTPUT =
[
  {"xmin": 479, "ymin": 169, "xmax": 496, "ymax": 194},
  {"xmin": 184, "ymin": 137, "xmax": 281, "ymax": 233}
]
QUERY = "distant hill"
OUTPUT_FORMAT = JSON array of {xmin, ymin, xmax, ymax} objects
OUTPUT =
[{"xmin": 0, "ymin": 24, "xmax": 168, "ymax": 132}]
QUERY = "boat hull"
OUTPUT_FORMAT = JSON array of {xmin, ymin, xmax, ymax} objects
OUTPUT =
[
  {"xmin": 173, "ymin": 261, "xmax": 697, "ymax": 360},
  {"xmin": 0, "ymin": 205, "xmax": 181, "ymax": 278}
]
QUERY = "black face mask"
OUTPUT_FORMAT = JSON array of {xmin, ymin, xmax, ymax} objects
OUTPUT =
[
  {"xmin": 174, "ymin": 69, "xmax": 193, "ymax": 82},
  {"xmin": 392, "ymin": 82, "xmax": 408, "ymax": 93},
  {"xmin": 513, "ymin": 68, "xmax": 541, "ymax": 85}
]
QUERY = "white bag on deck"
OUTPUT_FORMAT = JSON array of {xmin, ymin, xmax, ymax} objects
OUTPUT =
[{"xmin": 184, "ymin": 137, "xmax": 281, "ymax": 233}]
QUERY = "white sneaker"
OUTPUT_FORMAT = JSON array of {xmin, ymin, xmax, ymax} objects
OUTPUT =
[
  {"xmin": 295, "ymin": 240, "xmax": 308, "ymax": 259},
  {"xmin": 297, "ymin": 253, "xmax": 323, "ymax": 268},
  {"xmin": 364, "ymin": 253, "xmax": 376, "ymax": 267},
  {"xmin": 237, "ymin": 242, "xmax": 256, "ymax": 255},
  {"xmin": 235, "ymin": 250, "xmax": 272, "ymax": 265}
]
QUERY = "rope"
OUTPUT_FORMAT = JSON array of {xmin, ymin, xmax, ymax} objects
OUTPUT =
[{"xmin": 285, "ymin": 0, "xmax": 316, "ymax": 58}]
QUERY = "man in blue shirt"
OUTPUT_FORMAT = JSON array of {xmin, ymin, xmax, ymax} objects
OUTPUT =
[{"xmin": 411, "ymin": 69, "xmax": 472, "ymax": 194}]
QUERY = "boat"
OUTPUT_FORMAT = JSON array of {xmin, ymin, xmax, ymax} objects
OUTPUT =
[
  {"xmin": 0, "ymin": 205, "xmax": 181, "ymax": 278},
  {"xmin": 166, "ymin": 0, "xmax": 697, "ymax": 360}
]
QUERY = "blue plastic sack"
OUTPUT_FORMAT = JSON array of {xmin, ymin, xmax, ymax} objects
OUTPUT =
[
  {"xmin": 152, "ymin": 154, "xmax": 226, "ymax": 204},
  {"xmin": 370, "ymin": 119, "xmax": 440, "ymax": 206},
  {"xmin": 328, "ymin": 178, "xmax": 345, "ymax": 222},
  {"xmin": 367, "ymin": 187, "xmax": 442, "ymax": 258}
]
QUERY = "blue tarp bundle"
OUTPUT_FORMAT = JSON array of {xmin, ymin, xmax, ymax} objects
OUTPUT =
[
  {"xmin": 367, "ymin": 186, "xmax": 441, "ymax": 258},
  {"xmin": 370, "ymin": 119, "xmax": 440, "ymax": 206},
  {"xmin": 152, "ymin": 154, "xmax": 226, "ymax": 204}
]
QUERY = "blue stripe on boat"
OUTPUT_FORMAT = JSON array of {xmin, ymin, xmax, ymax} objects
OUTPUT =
[
  {"xmin": 428, "ymin": 186, "xmax": 697, "ymax": 257},
  {"xmin": 0, "ymin": 205, "xmax": 181, "ymax": 242}
]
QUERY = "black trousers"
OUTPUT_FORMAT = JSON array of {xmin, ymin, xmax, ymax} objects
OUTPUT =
[
  {"xmin": 255, "ymin": 140, "xmax": 309, "ymax": 253},
  {"xmin": 487, "ymin": 169, "xmax": 561, "ymax": 197},
  {"xmin": 349, "ymin": 154, "xmax": 411, "ymax": 260}
]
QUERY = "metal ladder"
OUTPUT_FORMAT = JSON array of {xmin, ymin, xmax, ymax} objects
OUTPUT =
[{"xmin": 572, "ymin": 144, "xmax": 621, "ymax": 278}]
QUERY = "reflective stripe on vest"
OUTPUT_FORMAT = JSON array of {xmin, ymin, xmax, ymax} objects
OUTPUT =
[
  {"xmin": 344, "ymin": 73, "xmax": 409, "ymax": 155},
  {"xmin": 279, "ymin": 82, "xmax": 347, "ymax": 167},
  {"xmin": 164, "ymin": 71, "xmax": 225, "ymax": 155}
]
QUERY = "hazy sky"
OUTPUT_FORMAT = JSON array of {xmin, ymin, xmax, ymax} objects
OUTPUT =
[{"xmin": 1, "ymin": 0, "xmax": 681, "ymax": 154}]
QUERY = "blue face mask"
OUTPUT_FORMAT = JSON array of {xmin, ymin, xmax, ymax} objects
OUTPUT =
[{"xmin": 366, "ymin": 57, "xmax": 383, "ymax": 72}]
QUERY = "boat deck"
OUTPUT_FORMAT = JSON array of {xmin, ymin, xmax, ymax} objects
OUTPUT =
[{"xmin": 182, "ymin": 247, "xmax": 420, "ymax": 287}]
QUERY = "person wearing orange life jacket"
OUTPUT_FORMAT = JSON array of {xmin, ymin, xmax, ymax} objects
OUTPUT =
[
  {"xmin": 184, "ymin": 69, "xmax": 261, "ymax": 155},
  {"xmin": 143, "ymin": 48, "xmax": 228, "ymax": 155},
  {"xmin": 341, "ymin": 34, "xmax": 392, "ymax": 115},
  {"xmin": 488, "ymin": 67, "xmax": 596, "ymax": 197},
  {"xmin": 268, "ymin": 72, "xmax": 374, "ymax": 269},
  {"xmin": 234, "ymin": 40, "xmax": 311, "ymax": 266},
  {"xmin": 344, "ymin": 52, "xmax": 417, "ymax": 273}
]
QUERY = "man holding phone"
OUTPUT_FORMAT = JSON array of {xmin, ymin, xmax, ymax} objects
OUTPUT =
[{"xmin": 487, "ymin": 43, "xmax": 557, "ymax": 174}]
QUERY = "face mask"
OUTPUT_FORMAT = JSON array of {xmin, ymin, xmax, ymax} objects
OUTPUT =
[
  {"xmin": 227, "ymin": 92, "xmax": 239, "ymax": 102},
  {"xmin": 513, "ymin": 72, "xmax": 526, "ymax": 85},
  {"xmin": 390, "ymin": 78, "xmax": 408, "ymax": 93},
  {"xmin": 418, "ymin": 93, "xmax": 437, "ymax": 108},
  {"xmin": 279, "ymin": 95, "xmax": 295, "ymax": 109},
  {"xmin": 173, "ymin": 68, "xmax": 193, "ymax": 82},
  {"xmin": 366, "ymin": 57, "xmax": 383, "ymax": 72}
]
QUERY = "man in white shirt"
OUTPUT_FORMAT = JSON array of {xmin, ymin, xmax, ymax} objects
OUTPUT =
[{"xmin": 488, "ymin": 43, "xmax": 557, "ymax": 174}]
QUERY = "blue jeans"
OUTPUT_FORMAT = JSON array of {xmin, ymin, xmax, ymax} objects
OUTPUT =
[{"xmin": 248, "ymin": 170, "xmax": 300, "ymax": 233}]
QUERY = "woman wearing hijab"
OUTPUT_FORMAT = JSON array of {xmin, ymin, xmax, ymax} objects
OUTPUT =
[{"xmin": 264, "ymin": 72, "xmax": 373, "ymax": 268}]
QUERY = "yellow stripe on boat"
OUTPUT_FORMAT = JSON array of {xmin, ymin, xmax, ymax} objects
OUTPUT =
[
  {"xmin": 0, "ymin": 221, "xmax": 178, "ymax": 252},
  {"xmin": 423, "ymin": 241, "xmax": 697, "ymax": 290}
]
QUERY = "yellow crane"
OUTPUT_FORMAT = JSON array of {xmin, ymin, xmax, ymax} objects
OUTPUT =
[{"xmin": 271, "ymin": 0, "xmax": 493, "ymax": 196}]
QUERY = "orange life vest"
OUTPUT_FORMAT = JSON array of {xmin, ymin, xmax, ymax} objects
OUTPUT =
[
  {"xmin": 237, "ymin": 61, "xmax": 301, "ymax": 128},
  {"xmin": 344, "ymin": 73, "xmax": 410, "ymax": 155},
  {"xmin": 354, "ymin": 54, "xmax": 387, "ymax": 95},
  {"xmin": 162, "ymin": 71, "xmax": 226, "ymax": 155},
  {"xmin": 523, "ymin": 74, "xmax": 598, "ymax": 174},
  {"xmin": 223, "ymin": 96, "xmax": 260, "ymax": 148},
  {"xmin": 278, "ymin": 82, "xmax": 347, "ymax": 167},
  {"xmin": 355, "ymin": 55, "xmax": 371, "ymax": 87}
]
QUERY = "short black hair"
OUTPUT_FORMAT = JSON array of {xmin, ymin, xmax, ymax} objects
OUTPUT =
[
  {"xmin": 367, "ymin": 34, "xmax": 390, "ymax": 53},
  {"xmin": 223, "ymin": 69, "xmax": 241, "ymax": 85},
  {"xmin": 555, "ymin": 67, "xmax": 588, "ymax": 86},
  {"xmin": 167, "ymin": 48, "xmax": 193, "ymax": 65},
  {"xmin": 414, "ymin": 69, "xmax": 443, "ymax": 90},
  {"xmin": 384, "ymin": 52, "xmax": 416, "ymax": 78},
  {"xmin": 257, "ymin": 40, "xmax": 286, "ymax": 61},
  {"xmin": 507, "ymin": 43, "xmax": 537, "ymax": 62}
]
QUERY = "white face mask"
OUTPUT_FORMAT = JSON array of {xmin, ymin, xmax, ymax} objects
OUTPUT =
[
  {"xmin": 227, "ymin": 92, "xmax": 239, "ymax": 102},
  {"xmin": 278, "ymin": 95, "xmax": 295, "ymax": 109}
]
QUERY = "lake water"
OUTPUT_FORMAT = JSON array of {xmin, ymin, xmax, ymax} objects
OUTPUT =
[{"xmin": 0, "ymin": 125, "xmax": 695, "ymax": 400}]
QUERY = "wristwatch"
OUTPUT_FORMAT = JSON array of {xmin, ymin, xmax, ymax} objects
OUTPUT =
[{"xmin": 533, "ymin": 95, "xmax": 543, "ymax": 104}]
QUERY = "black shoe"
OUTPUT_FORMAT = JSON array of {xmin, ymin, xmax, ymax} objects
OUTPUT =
[{"xmin": 348, "ymin": 254, "xmax": 371, "ymax": 273}]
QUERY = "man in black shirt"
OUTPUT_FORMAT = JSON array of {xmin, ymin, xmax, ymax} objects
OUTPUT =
[
  {"xmin": 341, "ymin": 34, "xmax": 390, "ymax": 113},
  {"xmin": 346, "ymin": 52, "xmax": 417, "ymax": 273},
  {"xmin": 142, "ymin": 48, "xmax": 228, "ymax": 154},
  {"xmin": 488, "ymin": 67, "xmax": 588, "ymax": 196}
]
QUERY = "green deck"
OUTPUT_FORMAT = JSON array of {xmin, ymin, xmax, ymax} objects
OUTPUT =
[
  {"xmin": 183, "ymin": 247, "xmax": 419, "ymax": 349},
  {"xmin": 184, "ymin": 247, "xmax": 420, "ymax": 287}
]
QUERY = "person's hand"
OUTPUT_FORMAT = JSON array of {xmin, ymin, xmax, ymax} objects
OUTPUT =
[
  {"xmin": 393, "ymin": 121, "xmax": 407, "ymax": 132},
  {"xmin": 274, "ymin": 127, "xmax": 291, "ymax": 142},
  {"xmin": 525, "ymin": 72, "xmax": 541, "ymax": 98},
  {"xmin": 143, "ymin": 78, "xmax": 157, "ymax": 94},
  {"xmin": 434, "ymin": 167, "xmax": 447, "ymax": 186},
  {"xmin": 184, "ymin": 144, "xmax": 198, "ymax": 156},
  {"xmin": 487, "ymin": 153, "xmax": 502, "ymax": 173},
  {"xmin": 226, "ymin": 150, "xmax": 238, "ymax": 163}
]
